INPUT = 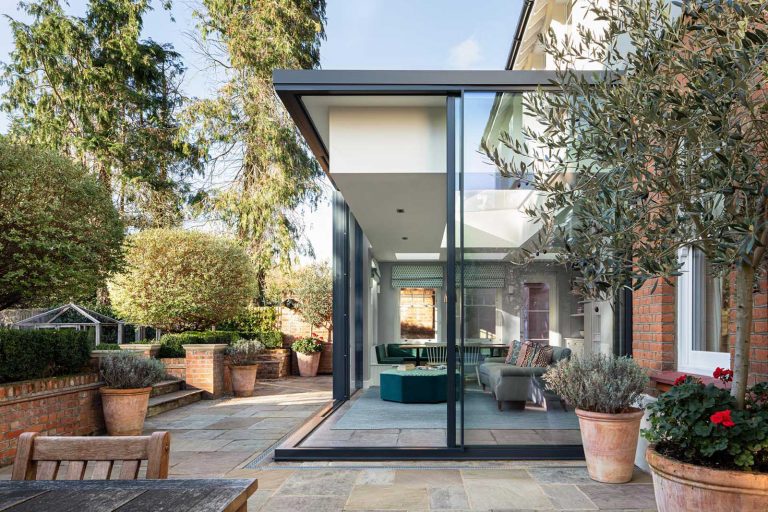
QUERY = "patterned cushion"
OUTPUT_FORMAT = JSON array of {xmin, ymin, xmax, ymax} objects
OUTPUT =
[
  {"xmin": 505, "ymin": 340, "xmax": 522, "ymax": 364},
  {"xmin": 530, "ymin": 345, "xmax": 554, "ymax": 367},
  {"xmin": 515, "ymin": 341, "xmax": 538, "ymax": 367}
]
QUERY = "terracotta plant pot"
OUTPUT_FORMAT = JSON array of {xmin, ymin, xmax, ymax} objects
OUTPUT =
[
  {"xmin": 230, "ymin": 364, "xmax": 258, "ymax": 397},
  {"xmin": 575, "ymin": 407, "xmax": 643, "ymax": 483},
  {"xmin": 100, "ymin": 387, "xmax": 152, "ymax": 436},
  {"xmin": 296, "ymin": 352, "xmax": 321, "ymax": 377},
  {"xmin": 647, "ymin": 445, "xmax": 768, "ymax": 511}
]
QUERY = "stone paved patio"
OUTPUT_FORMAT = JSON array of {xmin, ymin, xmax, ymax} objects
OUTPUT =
[{"xmin": 0, "ymin": 375, "xmax": 658, "ymax": 510}]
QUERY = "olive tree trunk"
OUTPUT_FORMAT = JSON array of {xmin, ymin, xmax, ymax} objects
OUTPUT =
[{"xmin": 732, "ymin": 262, "xmax": 754, "ymax": 410}]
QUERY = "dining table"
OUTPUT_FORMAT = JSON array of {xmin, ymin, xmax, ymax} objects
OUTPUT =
[{"xmin": 0, "ymin": 478, "xmax": 258, "ymax": 512}]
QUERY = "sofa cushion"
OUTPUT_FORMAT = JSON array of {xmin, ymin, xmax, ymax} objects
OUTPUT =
[
  {"xmin": 551, "ymin": 346, "xmax": 572, "ymax": 363},
  {"xmin": 504, "ymin": 339, "xmax": 522, "ymax": 364},
  {"xmin": 515, "ymin": 341, "xmax": 537, "ymax": 367},
  {"xmin": 530, "ymin": 345, "xmax": 554, "ymax": 367}
]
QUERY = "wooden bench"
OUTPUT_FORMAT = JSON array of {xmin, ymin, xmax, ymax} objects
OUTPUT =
[{"xmin": 12, "ymin": 431, "xmax": 170, "ymax": 481}]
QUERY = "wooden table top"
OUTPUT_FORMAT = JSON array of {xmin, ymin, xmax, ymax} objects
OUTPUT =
[{"xmin": 0, "ymin": 479, "xmax": 258, "ymax": 512}]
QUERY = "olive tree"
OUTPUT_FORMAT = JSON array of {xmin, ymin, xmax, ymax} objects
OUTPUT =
[
  {"xmin": 0, "ymin": 140, "xmax": 123, "ymax": 309},
  {"xmin": 292, "ymin": 262, "xmax": 333, "ymax": 341},
  {"xmin": 490, "ymin": 0, "xmax": 768, "ymax": 408},
  {"xmin": 109, "ymin": 228, "xmax": 257, "ymax": 331}
]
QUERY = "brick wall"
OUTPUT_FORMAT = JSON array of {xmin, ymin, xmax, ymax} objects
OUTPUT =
[
  {"xmin": 278, "ymin": 307, "xmax": 331, "ymax": 344},
  {"xmin": 0, "ymin": 373, "xmax": 103, "ymax": 466},
  {"xmin": 634, "ymin": 273, "xmax": 768, "ymax": 385},
  {"xmin": 632, "ymin": 278, "xmax": 676, "ymax": 372},
  {"xmin": 160, "ymin": 358, "xmax": 186, "ymax": 381},
  {"xmin": 183, "ymin": 344, "xmax": 227, "ymax": 399}
]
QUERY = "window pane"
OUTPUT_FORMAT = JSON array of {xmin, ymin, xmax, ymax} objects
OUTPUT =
[
  {"xmin": 523, "ymin": 283, "xmax": 549, "ymax": 343},
  {"xmin": 465, "ymin": 289, "xmax": 497, "ymax": 340},
  {"xmin": 694, "ymin": 251, "xmax": 729, "ymax": 353},
  {"xmin": 400, "ymin": 288, "xmax": 436, "ymax": 339}
]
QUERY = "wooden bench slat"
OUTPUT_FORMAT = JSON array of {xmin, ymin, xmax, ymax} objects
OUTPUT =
[
  {"xmin": 63, "ymin": 461, "xmax": 87, "ymax": 481},
  {"xmin": 32, "ymin": 437, "xmax": 150, "ymax": 461},
  {"xmin": 36, "ymin": 461, "xmax": 59, "ymax": 480},
  {"xmin": 91, "ymin": 461, "xmax": 113, "ymax": 480},
  {"xmin": 118, "ymin": 461, "xmax": 140, "ymax": 480}
]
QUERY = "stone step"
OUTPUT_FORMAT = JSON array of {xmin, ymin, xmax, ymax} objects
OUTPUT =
[
  {"xmin": 151, "ymin": 379, "xmax": 183, "ymax": 397},
  {"xmin": 147, "ymin": 389, "xmax": 203, "ymax": 417}
]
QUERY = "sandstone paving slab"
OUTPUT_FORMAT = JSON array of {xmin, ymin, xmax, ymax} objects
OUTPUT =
[
  {"xmin": 215, "ymin": 428, "xmax": 285, "ymax": 440},
  {"xmin": 526, "ymin": 467, "xmax": 594, "ymax": 485},
  {"xmin": 218, "ymin": 439, "xmax": 275, "ymax": 452},
  {"xmin": 577, "ymin": 484, "xmax": 657, "ymax": 510},
  {"xmin": 226, "ymin": 469, "xmax": 296, "ymax": 489},
  {"xmin": 259, "ymin": 495, "xmax": 350, "ymax": 512},
  {"xmin": 276, "ymin": 469, "xmax": 359, "ymax": 496},
  {"xmin": 540, "ymin": 484, "xmax": 597, "ymax": 510},
  {"xmin": 355, "ymin": 469, "xmax": 396, "ymax": 486},
  {"xmin": 169, "ymin": 438, "xmax": 232, "ymax": 452},
  {"xmin": 345, "ymin": 484, "xmax": 429, "ymax": 511},
  {"xmin": 429, "ymin": 486, "xmax": 470, "ymax": 510},
  {"xmin": 205, "ymin": 417, "xmax": 266, "ymax": 429},
  {"xmin": 393, "ymin": 469, "xmax": 462, "ymax": 487},
  {"xmin": 462, "ymin": 469, "xmax": 554, "ymax": 510}
]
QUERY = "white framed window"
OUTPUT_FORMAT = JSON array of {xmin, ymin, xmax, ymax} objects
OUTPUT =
[
  {"xmin": 464, "ymin": 288, "xmax": 501, "ymax": 341},
  {"xmin": 677, "ymin": 247, "xmax": 730, "ymax": 374},
  {"xmin": 398, "ymin": 287, "xmax": 439, "ymax": 341}
]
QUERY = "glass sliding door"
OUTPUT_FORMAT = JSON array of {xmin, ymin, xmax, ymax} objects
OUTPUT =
[{"xmin": 458, "ymin": 91, "xmax": 590, "ymax": 449}]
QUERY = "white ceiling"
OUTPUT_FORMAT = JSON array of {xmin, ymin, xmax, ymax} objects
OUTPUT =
[{"xmin": 302, "ymin": 95, "xmax": 446, "ymax": 150}]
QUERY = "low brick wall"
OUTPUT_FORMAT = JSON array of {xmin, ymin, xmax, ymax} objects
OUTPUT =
[
  {"xmin": 0, "ymin": 373, "xmax": 104, "ymax": 466},
  {"xmin": 160, "ymin": 358, "xmax": 186, "ymax": 381},
  {"xmin": 223, "ymin": 357, "xmax": 283, "ymax": 394},
  {"xmin": 263, "ymin": 349, "xmax": 291, "ymax": 378}
]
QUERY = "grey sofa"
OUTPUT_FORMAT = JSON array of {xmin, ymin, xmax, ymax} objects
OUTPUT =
[{"xmin": 478, "ymin": 346, "xmax": 572, "ymax": 411}]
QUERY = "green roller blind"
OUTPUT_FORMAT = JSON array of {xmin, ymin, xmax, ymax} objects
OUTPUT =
[
  {"xmin": 460, "ymin": 263, "xmax": 506, "ymax": 288},
  {"xmin": 391, "ymin": 265, "xmax": 444, "ymax": 288}
]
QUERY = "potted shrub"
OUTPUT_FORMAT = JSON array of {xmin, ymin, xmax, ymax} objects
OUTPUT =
[
  {"xmin": 544, "ymin": 354, "xmax": 648, "ymax": 483},
  {"xmin": 226, "ymin": 339, "xmax": 264, "ymax": 397},
  {"xmin": 292, "ymin": 336, "xmax": 323, "ymax": 377},
  {"xmin": 643, "ymin": 372, "xmax": 768, "ymax": 510},
  {"xmin": 99, "ymin": 352, "xmax": 166, "ymax": 435}
]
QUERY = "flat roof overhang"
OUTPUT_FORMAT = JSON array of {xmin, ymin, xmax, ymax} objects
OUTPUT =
[{"xmin": 273, "ymin": 69, "xmax": 568, "ymax": 173}]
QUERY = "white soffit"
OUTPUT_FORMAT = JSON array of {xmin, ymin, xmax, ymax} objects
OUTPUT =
[{"xmin": 302, "ymin": 95, "xmax": 446, "ymax": 150}]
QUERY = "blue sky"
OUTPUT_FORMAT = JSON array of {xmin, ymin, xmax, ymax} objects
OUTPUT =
[{"xmin": 0, "ymin": 0, "xmax": 523, "ymax": 261}]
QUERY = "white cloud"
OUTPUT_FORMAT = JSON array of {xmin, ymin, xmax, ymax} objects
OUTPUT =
[{"xmin": 448, "ymin": 37, "xmax": 482, "ymax": 69}]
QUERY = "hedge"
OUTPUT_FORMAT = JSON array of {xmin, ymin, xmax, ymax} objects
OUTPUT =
[
  {"xmin": 156, "ymin": 329, "xmax": 284, "ymax": 357},
  {"xmin": 0, "ymin": 329, "xmax": 91, "ymax": 383},
  {"xmin": 94, "ymin": 343, "xmax": 121, "ymax": 351}
]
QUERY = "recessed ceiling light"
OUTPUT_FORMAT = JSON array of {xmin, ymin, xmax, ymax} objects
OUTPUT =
[
  {"xmin": 396, "ymin": 208, "xmax": 405, "ymax": 213},
  {"xmin": 402, "ymin": 237, "xmax": 408, "ymax": 240},
  {"xmin": 395, "ymin": 253, "xmax": 440, "ymax": 261}
]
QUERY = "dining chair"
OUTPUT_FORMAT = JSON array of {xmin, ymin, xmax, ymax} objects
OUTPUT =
[
  {"xmin": 425, "ymin": 345, "xmax": 448, "ymax": 366},
  {"xmin": 11, "ymin": 431, "xmax": 170, "ymax": 481}
]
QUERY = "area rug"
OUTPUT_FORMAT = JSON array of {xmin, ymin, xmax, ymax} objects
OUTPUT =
[{"xmin": 331, "ymin": 387, "xmax": 580, "ymax": 430}]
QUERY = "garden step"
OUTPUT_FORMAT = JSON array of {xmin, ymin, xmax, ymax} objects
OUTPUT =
[
  {"xmin": 147, "ymin": 389, "xmax": 203, "ymax": 417},
  {"xmin": 150, "ymin": 379, "xmax": 183, "ymax": 397}
]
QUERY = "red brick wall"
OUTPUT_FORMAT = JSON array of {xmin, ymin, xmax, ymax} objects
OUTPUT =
[
  {"xmin": 634, "ymin": 273, "xmax": 768, "ymax": 385},
  {"xmin": 633, "ymin": 278, "xmax": 676, "ymax": 372},
  {"xmin": 160, "ymin": 357, "xmax": 186, "ymax": 381},
  {"xmin": 184, "ymin": 345, "xmax": 227, "ymax": 399},
  {"xmin": 0, "ymin": 374, "xmax": 104, "ymax": 466},
  {"xmin": 278, "ymin": 307, "xmax": 331, "ymax": 344}
]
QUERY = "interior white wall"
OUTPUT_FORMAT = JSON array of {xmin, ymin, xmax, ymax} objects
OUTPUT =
[{"xmin": 329, "ymin": 107, "xmax": 446, "ymax": 174}]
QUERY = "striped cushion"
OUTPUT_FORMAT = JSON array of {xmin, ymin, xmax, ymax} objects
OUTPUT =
[
  {"xmin": 530, "ymin": 345, "xmax": 554, "ymax": 367},
  {"xmin": 505, "ymin": 340, "xmax": 522, "ymax": 364},
  {"xmin": 515, "ymin": 341, "xmax": 538, "ymax": 367}
]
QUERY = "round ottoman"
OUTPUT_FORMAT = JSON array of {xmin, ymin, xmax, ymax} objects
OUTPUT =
[{"xmin": 379, "ymin": 369, "xmax": 460, "ymax": 403}]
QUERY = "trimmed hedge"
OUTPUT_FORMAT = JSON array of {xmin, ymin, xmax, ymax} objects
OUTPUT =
[
  {"xmin": 157, "ymin": 330, "xmax": 241, "ymax": 358},
  {"xmin": 0, "ymin": 328, "xmax": 91, "ymax": 383},
  {"xmin": 94, "ymin": 343, "xmax": 121, "ymax": 351},
  {"xmin": 156, "ymin": 329, "xmax": 284, "ymax": 357}
]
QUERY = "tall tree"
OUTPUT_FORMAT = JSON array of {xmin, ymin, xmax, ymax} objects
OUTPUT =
[
  {"xmin": 2, "ymin": 0, "xmax": 204, "ymax": 228},
  {"xmin": 488, "ymin": 0, "xmax": 768, "ymax": 408},
  {"xmin": 185, "ymin": 0, "xmax": 326, "ymax": 294}
]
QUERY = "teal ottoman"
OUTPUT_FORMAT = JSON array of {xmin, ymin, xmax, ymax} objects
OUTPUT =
[{"xmin": 379, "ymin": 369, "xmax": 461, "ymax": 403}]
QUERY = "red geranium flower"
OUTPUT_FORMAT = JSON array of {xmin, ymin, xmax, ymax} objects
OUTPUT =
[
  {"xmin": 713, "ymin": 367, "xmax": 733, "ymax": 383},
  {"xmin": 710, "ymin": 409, "xmax": 735, "ymax": 427},
  {"xmin": 673, "ymin": 375, "xmax": 688, "ymax": 386}
]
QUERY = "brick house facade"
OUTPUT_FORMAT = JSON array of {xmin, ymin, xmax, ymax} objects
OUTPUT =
[{"xmin": 633, "ymin": 273, "xmax": 768, "ymax": 389}]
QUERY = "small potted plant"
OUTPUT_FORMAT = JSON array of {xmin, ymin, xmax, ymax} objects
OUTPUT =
[
  {"xmin": 99, "ymin": 352, "xmax": 166, "ymax": 435},
  {"xmin": 544, "ymin": 353, "xmax": 648, "ymax": 483},
  {"xmin": 226, "ymin": 339, "xmax": 265, "ymax": 397},
  {"xmin": 643, "ymin": 370, "xmax": 768, "ymax": 510},
  {"xmin": 291, "ymin": 336, "xmax": 323, "ymax": 377}
]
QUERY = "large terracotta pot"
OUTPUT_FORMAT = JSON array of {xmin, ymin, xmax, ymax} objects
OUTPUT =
[
  {"xmin": 100, "ymin": 387, "xmax": 152, "ymax": 436},
  {"xmin": 575, "ymin": 407, "xmax": 643, "ymax": 483},
  {"xmin": 230, "ymin": 364, "xmax": 258, "ymax": 397},
  {"xmin": 296, "ymin": 351, "xmax": 321, "ymax": 377},
  {"xmin": 647, "ymin": 446, "xmax": 768, "ymax": 511}
]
